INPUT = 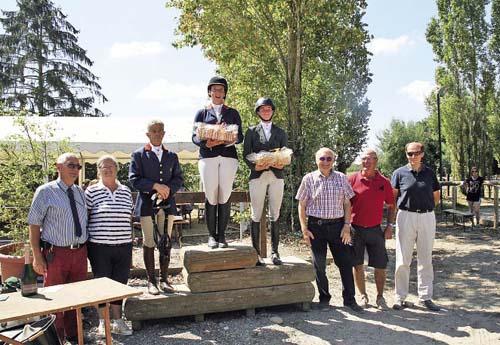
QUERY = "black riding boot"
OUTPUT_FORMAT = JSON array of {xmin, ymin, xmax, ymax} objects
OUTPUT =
[
  {"xmin": 206, "ymin": 201, "xmax": 218, "ymax": 249},
  {"xmin": 217, "ymin": 202, "xmax": 231, "ymax": 248},
  {"xmin": 251, "ymin": 221, "xmax": 265, "ymax": 266},
  {"xmin": 143, "ymin": 246, "xmax": 159, "ymax": 295},
  {"xmin": 270, "ymin": 221, "xmax": 282, "ymax": 265},
  {"xmin": 159, "ymin": 247, "xmax": 174, "ymax": 293}
]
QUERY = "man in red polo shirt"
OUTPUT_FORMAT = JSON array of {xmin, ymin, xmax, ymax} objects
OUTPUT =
[{"xmin": 348, "ymin": 149, "xmax": 395, "ymax": 310}]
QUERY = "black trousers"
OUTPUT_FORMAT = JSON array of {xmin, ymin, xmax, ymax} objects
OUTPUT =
[{"xmin": 308, "ymin": 218, "xmax": 356, "ymax": 306}]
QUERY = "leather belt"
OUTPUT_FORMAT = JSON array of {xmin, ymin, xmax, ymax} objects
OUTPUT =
[
  {"xmin": 53, "ymin": 243, "xmax": 86, "ymax": 250},
  {"xmin": 308, "ymin": 216, "xmax": 343, "ymax": 225},
  {"xmin": 399, "ymin": 207, "xmax": 433, "ymax": 214}
]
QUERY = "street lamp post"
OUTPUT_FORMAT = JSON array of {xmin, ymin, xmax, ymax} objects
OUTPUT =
[{"xmin": 437, "ymin": 87, "xmax": 447, "ymax": 208}]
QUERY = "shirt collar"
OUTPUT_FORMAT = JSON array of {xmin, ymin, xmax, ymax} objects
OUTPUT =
[{"xmin": 56, "ymin": 177, "xmax": 74, "ymax": 191}]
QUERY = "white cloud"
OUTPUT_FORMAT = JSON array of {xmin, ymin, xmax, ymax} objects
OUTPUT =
[
  {"xmin": 368, "ymin": 35, "xmax": 415, "ymax": 55},
  {"xmin": 110, "ymin": 41, "xmax": 165, "ymax": 58},
  {"xmin": 399, "ymin": 80, "xmax": 435, "ymax": 103},
  {"xmin": 136, "ymin": 79, "xmax": 207, "ymax": 110}
]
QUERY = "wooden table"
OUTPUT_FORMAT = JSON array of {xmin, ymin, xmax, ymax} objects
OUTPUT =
[{"xmin": 0, "ymin": 277, "xmax": 141, "ymax": 345}]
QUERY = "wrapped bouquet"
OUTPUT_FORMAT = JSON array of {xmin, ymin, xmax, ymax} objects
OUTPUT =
[{"xmin": 246, "ymin": 147, "xmax": 293, "ymax": 167}]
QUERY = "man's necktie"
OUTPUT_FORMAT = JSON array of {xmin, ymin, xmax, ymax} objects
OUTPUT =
[{"xmin": 67, "ymin": 187, "xmax": 82, "ymax": 237}]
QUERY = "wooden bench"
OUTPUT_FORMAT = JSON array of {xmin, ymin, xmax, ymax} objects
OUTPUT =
[{"xmin": 443, "ymin": 209, "xmax": 474, "ymax": 230}]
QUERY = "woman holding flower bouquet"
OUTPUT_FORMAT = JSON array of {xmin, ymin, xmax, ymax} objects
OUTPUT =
[
  {"xmin": 192, "ymin": 76, "xmax": 243, "ymax": 249},
  {"xmin": 243, "ymin": 97, "xmax": 289, "ymax": 265}
]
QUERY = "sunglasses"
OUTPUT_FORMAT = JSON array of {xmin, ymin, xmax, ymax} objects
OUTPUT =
[
  {"xmin": 406, "ymin": 151, "xmax": 422, "ymax": 157},
  {"xmin": 472, "ymin": 170, "xmax": 478, "ymax": 173},
  {"xmin": 66, "ymin": 163, "xmax": 83, "ymax": 170},
  {"xmin": 319, "ymin": 156, "xmax": 333, "ymax": 162}
]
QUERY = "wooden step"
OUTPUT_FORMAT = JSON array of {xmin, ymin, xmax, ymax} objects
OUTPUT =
[
  {"xmin": 184, "ymin": 256, "xmax": 315, "ymax": 293},
  {"xmin": 124, "ymin": 282, "xmax": 314, "ymax": 329},
  {"xmin": 181, "ymin": 243, "xmax": 257, "ymax": 273}
]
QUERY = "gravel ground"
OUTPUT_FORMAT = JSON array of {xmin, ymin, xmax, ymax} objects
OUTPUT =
[{"xmin": 83, "ymin": 217, "xmax": 500, "ymax": 345}]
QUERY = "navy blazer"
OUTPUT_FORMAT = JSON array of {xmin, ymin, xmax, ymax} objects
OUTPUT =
[
  {"xmin": 192, "ymin": 104, "xmax": 244, "ymax": 159},
  {"xmin": 243, "ymin": 123, "xmax": 288, "ymax": 180},
  {"xmin": 129, "ymin": 144, "xmax": 184, "ymax": 217}
]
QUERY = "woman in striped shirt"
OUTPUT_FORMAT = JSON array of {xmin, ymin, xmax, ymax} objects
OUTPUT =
[{"xmin": 85, "ymin": 155, "xmax": 134, "ymax": 336}]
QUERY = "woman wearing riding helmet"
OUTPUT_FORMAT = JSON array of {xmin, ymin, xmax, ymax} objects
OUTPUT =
[
  {"xmin": 243, "ymin": 97, "xmax": 288, "ymax": 265},
  {"xmin": 192, "ymin": 76, "xmax": 244, "ymax": 249}
]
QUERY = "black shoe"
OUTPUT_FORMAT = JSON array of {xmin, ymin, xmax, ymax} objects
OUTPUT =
[
  {"xmin": 345, "ymin": 303, "xmax": 364, "ymax": 313},
  {"xmin": 314, "ymin": 300, "xmax": 330, "ymax": 310},
  {"xmin": 271, "ymin": 252, "xmax": 282, "ymax": 265},
  {"xmin": 256, "ymin": 255, "xmax": 266, "ymax": 266},
  {"xmin": 422, "ymin": 299, "xmax": 440, "ymax": 311},
  {"xmin": 393, "ymin": 300, "xmax": 414, "ymax": 310}
]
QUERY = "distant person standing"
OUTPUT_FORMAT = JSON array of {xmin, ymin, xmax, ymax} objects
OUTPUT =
[
  {"xmin": 28, "ymin": 153, "xmax": 88, "ymax": 343},
  {"xmin": 462, "ymin": 167, "xmax": 484, "ymax": 226},
  {"xmin": 348, "ymin": 149, "xmax": 395, "ymax": 310},
  {"xmin": 391, "ymin": 142, "xmax": 441, "ymax": 311},
  {"xmin": 296, "ymin": 148, "xmax": 363, "ymax": 312},
  {"xmin": 192, "ymin": 76, "xmax": 244, "ymax": 249},
  {"xmin": 243, "ymin": 97, "xmax": 287, "ymax": 265}
]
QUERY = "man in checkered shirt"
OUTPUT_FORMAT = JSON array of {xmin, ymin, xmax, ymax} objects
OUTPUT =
[{"xmin": 296, "ymin": 147, "xmax": 363, "ymax": 312}]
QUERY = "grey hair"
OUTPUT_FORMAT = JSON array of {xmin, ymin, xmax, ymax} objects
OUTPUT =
[
  {"xmin": 315, "ymin": 147, "xmax": 335, "ymax": 160},
  {"xmin": 147, "ymin": 119, "xmax": 164, "ymax": 132},
  {"xmin": 361, "ymin": 148, "xmax": 378, "ymax": 159},
  {"xmin": 56, "ymin": 152, "xmax": 79, "ymax": 164},
  {"xmin": 97, "ymin": 155, "xmax": 118, "ymax": 169}
]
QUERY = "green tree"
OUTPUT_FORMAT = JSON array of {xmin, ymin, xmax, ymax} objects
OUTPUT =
[
  {"xmin": 166, "ymin": 0, "xmax": 371, "ymax": 229},
  {"xmin": 0, "ymin": 0, "xmax": 107, "ymax": 117},
  {"xmin": 377, "ymin": 118, "xmax": 442, "ymax": 177},
  {"xmin": 426, "ymin": 0, "xmax": 493, "ymax": 179},
  {"xmin": 0, "ymin": 111, "xmax": 73, "ymax": 243}
]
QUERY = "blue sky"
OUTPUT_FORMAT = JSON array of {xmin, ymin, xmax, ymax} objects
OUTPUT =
[{"xmin": 1, "ymin": 0, "xmax": 439, "ymax": 146}]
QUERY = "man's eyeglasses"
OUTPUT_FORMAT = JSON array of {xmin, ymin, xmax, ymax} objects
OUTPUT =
[
  {"xmin": 319, "ymin": 156, "xmax": 333, "ymax": 162},
  {"xmin": 66, "ymin": 163, "xmax": 82, "ymax": 170},
  {"xmin": 406, "ymin": 151, "xmax": 422, "ymax": 157},
  {"xmin": 472, "ymin": 170, "xmax": 478, "ymax": 173}
]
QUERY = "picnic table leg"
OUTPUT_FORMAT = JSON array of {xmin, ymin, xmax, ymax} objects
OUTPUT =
[
  {"xmin": 104, "ymin": 302, "xmax": 112, "ymax": 345},
  {"xmin": 76, "ymin": 307, "xmax": 83, "ymax": 345}
]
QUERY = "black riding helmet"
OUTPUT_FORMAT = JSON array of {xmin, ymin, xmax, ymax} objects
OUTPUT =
[
  {"xmin": 207, "ymin": 76, "xmax": 228, "ymax": 96},
  {"xmin": 254, "ymin": 97, "xmax": 276, "ymax": 121}
]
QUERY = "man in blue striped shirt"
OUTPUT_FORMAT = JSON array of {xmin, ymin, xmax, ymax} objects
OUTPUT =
[{"xmin": 28, "ymin": 152, "xmax": 88, "ymax": 343}]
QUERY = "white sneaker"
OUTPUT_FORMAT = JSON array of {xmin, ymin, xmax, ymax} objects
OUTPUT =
[{"xmin": 111, "ymin": 319, "xmax": 133, "ymax": 336}]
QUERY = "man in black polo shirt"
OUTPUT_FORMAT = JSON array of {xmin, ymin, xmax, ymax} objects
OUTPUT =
[{"xmin": 391, "ymin": 142, "xmax": 441, "ymax": 312}]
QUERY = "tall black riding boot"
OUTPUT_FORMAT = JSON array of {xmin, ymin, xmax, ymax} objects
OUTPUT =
[
  {"xmin": 159, "ymin": 246, "xmax": 174, "ymax": 293},
  {"xmin": 270, "ymin": 221, "xmax": 282, "ymax": 265},
  {"xmin": 143, "ymin": 246, "xmax": 159, "ymax": 295},
  {"xmin": 251, "ymin": 221, "xmax": 265, "ymax": 266},
  {"xmin": 217, "ymin": 202, "xmax": 231, "ymax": 248},
  {"xmin": 206, "ymin": 201, "xmax": 218, "ymax": 249}
]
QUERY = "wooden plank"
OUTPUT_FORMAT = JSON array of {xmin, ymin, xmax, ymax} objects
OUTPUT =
[
  {"xmin": 124, "ymin": 282, "xmax": 315, "ymax": 321},
  {"xmin": 174, "ymin": 191, "xmax": 250, "ymax": 204},
  {"xmin": 184, "ymin": 256, "xmax": 315, "ymax": 293},
  {"xmin": 181, "ymin": 244, "xmax": 258, "ymax": 273}
]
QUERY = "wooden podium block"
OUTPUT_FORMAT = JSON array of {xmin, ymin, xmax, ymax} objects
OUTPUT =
[
  {"xmin": 124, "ymin": 282, "xmax": 315, "ymax": 328},
  {"xmin": 181, "ymin": 244, "xmax": 258, "ymax": 273},
  {"xmin": 184, "ymin": 256, "xmax": 315, "ymax": 293}
]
